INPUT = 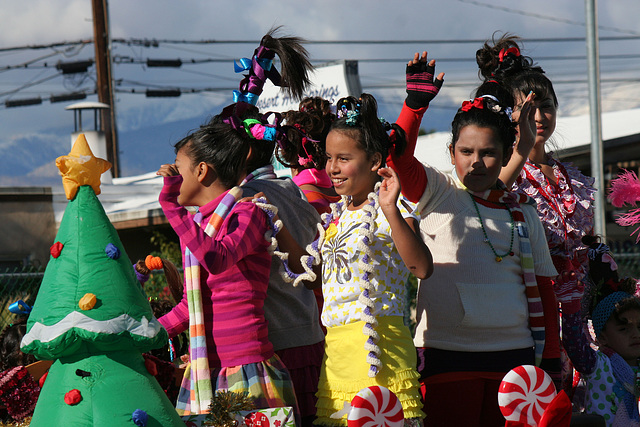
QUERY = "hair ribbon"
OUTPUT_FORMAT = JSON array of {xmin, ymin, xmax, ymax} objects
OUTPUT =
[
  {"xmin": 9, "ymin": 300, "xmax": 32, "ymax": 315},
  {"xmin": 461, "ymin": 97, "xmax": 485, "ymax": 112},
  {"xmin": 498, "ymin": 47, "xmax": 521, "ymax": 63}
]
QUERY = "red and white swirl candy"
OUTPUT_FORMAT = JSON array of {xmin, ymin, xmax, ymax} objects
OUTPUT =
[
  {"xmin": 498, "ymin": 365, "xmax": 557, "ymax": 426},
  {"xmin": 347, "ymin": 386, "xmax": 404, "ymax": 427}
]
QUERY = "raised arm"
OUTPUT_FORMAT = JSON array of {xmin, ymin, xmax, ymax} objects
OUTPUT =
[
  {"xmin": 158, "ymin": 175, "xmax": 269, "ymax": 275},
  {"xmin": 499, "ymin": 91, "xmax": 536, "ymax": 188},
  {"xmin": 378, "ymin": 167, "xmax": 433, "ymax": 279},
  {"xmin": 387, "ymin": 51, "xmax": 444, "ymax": 203}
]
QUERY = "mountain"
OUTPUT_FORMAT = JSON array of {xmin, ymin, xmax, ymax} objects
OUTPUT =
[{"xmin": 0, "ymin": 116, "xmax": 208, "ymax": 186}]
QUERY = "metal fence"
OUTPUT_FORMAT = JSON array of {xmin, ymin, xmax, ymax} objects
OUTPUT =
[
  {"xmin": 3, "ymin": 250, "xmax": 640, "ymax": 334},
  {"xmin": 0, "ymin": 266, "xmax": 44, "ymax": 332}
]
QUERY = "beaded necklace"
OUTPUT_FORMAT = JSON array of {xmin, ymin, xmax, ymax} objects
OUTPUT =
[{"xmin": 468, "ymin": 193, "xmax": 514, "ymax": 262}]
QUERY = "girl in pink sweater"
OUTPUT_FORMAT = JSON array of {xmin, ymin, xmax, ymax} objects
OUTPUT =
[{"xmin": 156, "ymin": 122, "xmax": 298, "ymax": 419}]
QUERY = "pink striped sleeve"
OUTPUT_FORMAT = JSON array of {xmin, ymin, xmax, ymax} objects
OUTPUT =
[
  {"xmin": 194, "ymin": 203, "xmax": 270, "ymax": 274},
  {"xmin": 158, "ymin": 294, "xmax": 190, "ymax": 338},
  {"xmin": 159, "ymin": 177, "xmax": 269, "ymax": 276}
]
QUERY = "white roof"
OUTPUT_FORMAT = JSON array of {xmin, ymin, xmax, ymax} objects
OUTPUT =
[
  {"xmin": 414, "ymin": 107, "xmax": 640, "ymax": 173},
  {"xmin": 51, "ymin": 108, "xmax": 640, "ymax": 227}
]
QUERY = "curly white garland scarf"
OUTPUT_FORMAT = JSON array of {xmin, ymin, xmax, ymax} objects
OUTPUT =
[{"xmin": 276, "ymin": 183, "xmax": 383, "ymax": 377}]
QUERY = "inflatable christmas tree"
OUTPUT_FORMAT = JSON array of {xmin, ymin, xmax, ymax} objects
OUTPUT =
[{"xmin": 21, "ymin": 135, "xmax": 185, "ymax": 427}]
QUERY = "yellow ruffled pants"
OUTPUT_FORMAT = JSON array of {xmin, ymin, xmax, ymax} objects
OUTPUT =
[{"xmin": 315, "ymin": 316, "xmax": 425, "ymax": 426}]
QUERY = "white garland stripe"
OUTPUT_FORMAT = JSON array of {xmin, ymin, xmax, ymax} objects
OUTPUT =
[{"xmin": 21, "ymin": 311, "xmax": 163, "ymax": 346}]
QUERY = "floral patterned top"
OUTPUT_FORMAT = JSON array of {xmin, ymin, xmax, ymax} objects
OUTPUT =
[
  {"xmin": 514, "ymin": 155, "xmax": 596, "ymax": 277},
  {"xmin": 320, "ymin": 198, "xmax": 417, "ymax": 328}
]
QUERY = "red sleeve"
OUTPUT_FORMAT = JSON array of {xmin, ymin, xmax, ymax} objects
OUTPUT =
[{"xmin": 386, "ymin": 102, "xmax": 428, "ymax": 203}]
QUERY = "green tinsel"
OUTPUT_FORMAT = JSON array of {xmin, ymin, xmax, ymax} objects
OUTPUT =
[{"xmin": 203, "ymin": 391, "xmax": 255, "ymax": 427}]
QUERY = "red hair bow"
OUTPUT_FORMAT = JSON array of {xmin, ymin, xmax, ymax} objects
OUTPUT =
[
  {"xmin": 499, "ymin": 47, "xmax": 521, "ymax": 62},
  {"xmin": 460, "ymin": 97, "xmax": 484, "ymax": 112}
]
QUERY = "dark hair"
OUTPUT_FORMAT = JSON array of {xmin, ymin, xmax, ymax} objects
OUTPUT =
[
  {"xmin": 451, "ymin": 95, "xmax": 516, "ymax": 159},
  {"xmin": 476, "ymin": 33, "xmax": 542, "ymax": 80},
  {"xmin": 174, "ymin": 122, "xmax": 250, "ymax": 189},
  {"xmin": 609, "ymin": 297, "xmax": 640, "ymax": 325},
  {"xmin": 259, "ymin": 27, "xmax": 312, "ymax": 100},
  {"xmin": 279, "ymin": 97, "xmax": 336, "ymax": 170},
  {"xmin": 510, "ymin": 71, "xmax": 558, "ymax": 108},
  {"xmin": 0, "ymin": 318, "xmax": 36, "ymax": 371},
  {"xmin": 330, "ymin": 93, "xmax": 406, "ymax": 163},
  {"xmin": 476, "ymin": 33, "xmax": 558, "ymax": 108}
]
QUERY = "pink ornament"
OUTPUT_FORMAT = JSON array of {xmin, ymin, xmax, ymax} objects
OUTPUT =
[
  {"xmin": 347, "ymin": 386, "xmax": 404, "ymax": 427},
  {"xmin": 498, "ymin": 365, "xmax": 557, "ymax": 426}
]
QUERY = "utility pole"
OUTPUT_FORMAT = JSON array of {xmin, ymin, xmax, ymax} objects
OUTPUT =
[
  {"xmin": 92, "ymin": 0, "xmax": 120, "ymax": 177},
  {"xmin": 585, "ymin": 0, "xmax": 605, "ymax": 238}
]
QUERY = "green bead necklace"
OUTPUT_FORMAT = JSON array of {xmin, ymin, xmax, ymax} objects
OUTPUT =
[{"xmin": 469, "ymin": 193, "xmax": 515, "ymax": 262}]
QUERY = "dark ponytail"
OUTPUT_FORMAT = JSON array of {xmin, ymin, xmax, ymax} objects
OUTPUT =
[
  {"xmin": 260, "ymin": 27, "xmax": 312, "ymax": 100},
  {"xmin": 279, "ymin": 97, "xmax": 336, "ymax": 170}
]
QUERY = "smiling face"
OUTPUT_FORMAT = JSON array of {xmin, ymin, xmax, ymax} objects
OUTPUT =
[
  {"xmin": 325, "ymin": 129, "xmax": 381, "ymax": 208},
  {"xmin": 599, "ymin": 308, "xmax": 640, "ymax": 365},
  {"xmin": 449, "ymin": 125, "xmax": 510, "ymax": 192},
  {"xmin": 512, "ymin": 92, "xmax": 557, "ymax": 147}
]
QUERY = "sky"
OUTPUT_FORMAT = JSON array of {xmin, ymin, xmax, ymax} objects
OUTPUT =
[{"xmin": 1, "ymin": 0, "xmax": 639, "ymax": 182}]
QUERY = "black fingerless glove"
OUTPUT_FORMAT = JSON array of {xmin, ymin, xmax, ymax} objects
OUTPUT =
[{"xmin": 405, "ymin": 61, "xmax": 443, "ymax": 109}]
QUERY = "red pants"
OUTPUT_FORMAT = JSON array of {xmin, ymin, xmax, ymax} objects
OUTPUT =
[{"xmin": 421, "ymin": 372, "xmax": 505, "ymax": 426}]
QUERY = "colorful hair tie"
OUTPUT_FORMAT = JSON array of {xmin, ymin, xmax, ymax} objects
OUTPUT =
[
  {"xmin": 588, "ymin": 243, "xmax": 611, "ymax": 260},
  {"xmin": 9, "ymin": 300, "xmax": 32, "ymax": 315},
  {"xmin": 232, "ymin": 43, "xmax": 282, "ymax": 106},
  {"xmin": 145, "ymin": 255, "xmax": 163, "ymax": 271}
]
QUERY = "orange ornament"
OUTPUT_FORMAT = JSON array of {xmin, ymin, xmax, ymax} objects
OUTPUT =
[{"xmin": 145, "ymin": 255, "xmax": 163, "ymax": 271}]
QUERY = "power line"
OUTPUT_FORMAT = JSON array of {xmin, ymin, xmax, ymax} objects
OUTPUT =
[
  {"xmin": 457, "ymin": 0, "xmax": 640, "ymax": 36},
  {"xmin": 3, "ymin": 35, "xmax": 640, "ymax": 54}
]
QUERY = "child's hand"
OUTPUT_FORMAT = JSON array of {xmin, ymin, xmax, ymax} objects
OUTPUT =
[
  {"xmin": 157, "ymin": 164, "xmax": 179, "ymax": 177},
  {"xmin": 515, "ymin": 91, "xmax": 536, "ymax": 153},
  {"xmin": 378, "ymin": 167, "xmax": 401, "ymax": 210},
  {"xmin": 405, "ymin": 51, "xmax": 445, "ymax": 109},
  {"xmin": 553, "ymin": 270, "xmax": 584, "ymax": 305}
]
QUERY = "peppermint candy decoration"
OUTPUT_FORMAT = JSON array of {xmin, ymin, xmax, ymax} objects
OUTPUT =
[
  {"xmin": 498, "ymin": 365, "xmax": 557, "ymax": 426},
  {"xmin": 347, "ymin": 386, "xmax": 404, "ymax": 427}
]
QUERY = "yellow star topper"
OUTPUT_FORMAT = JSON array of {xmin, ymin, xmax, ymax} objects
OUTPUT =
[{"xmin": 56, "ymin": 134, "xmax": 112, "ymax": 200}]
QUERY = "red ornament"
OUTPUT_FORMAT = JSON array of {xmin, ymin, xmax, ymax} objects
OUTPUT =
[
  {"xmin": 245, "ymin": 412, "xmax": 270, "ymax": 427},
  {"xmin": 39, "ymin": 371, "xmax": 48, "ymax": 388},
  {"xmin": 144, "ymin": 358, "xmax": 158, "ymax": 376},
  {"xmin": 50, "ymin": 242, "xmax": 64, "ymax": 258},
  {"xmin": 64, "ymin": 389, "xmax": 82, "ymax": 405}
]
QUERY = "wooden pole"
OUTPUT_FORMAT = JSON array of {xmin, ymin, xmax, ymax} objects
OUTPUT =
[{"xmin": 91, "ymin": 0, "xmax": 120, "ymax": 177}]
